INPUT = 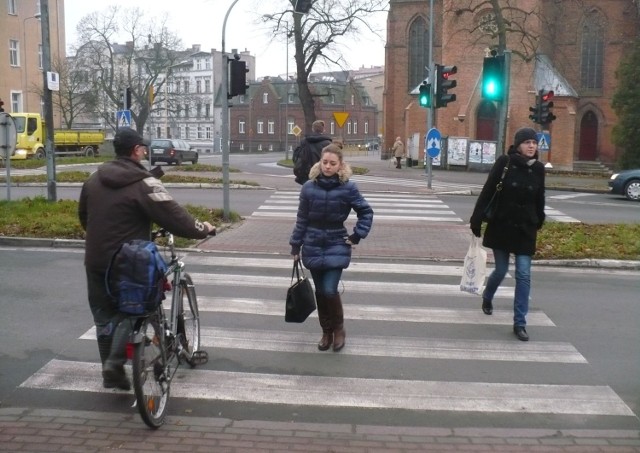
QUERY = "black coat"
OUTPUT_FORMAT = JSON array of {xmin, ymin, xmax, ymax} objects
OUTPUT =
[{"xmin": 470, "ymin": 148, "xmax": 546, "ymax": 256}]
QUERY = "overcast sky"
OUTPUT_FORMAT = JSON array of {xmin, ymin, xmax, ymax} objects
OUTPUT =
[{"xmin": 63, "ymin": 0, "xmax": 387, "ymax": 77}]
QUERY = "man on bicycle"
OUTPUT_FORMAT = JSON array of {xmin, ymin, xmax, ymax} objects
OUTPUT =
[{"xmin": 78, "ymin": 127, "xmax": 215, "ymax": 390}]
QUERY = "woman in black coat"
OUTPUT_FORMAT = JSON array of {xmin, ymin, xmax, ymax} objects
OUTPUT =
[
  {"xmin": 290, "ymin": 144, "xmax": 373, "ymax": 352},
  {"xmin": 470, "ymin": 127, "xmax": 546, "ymax": 341}
]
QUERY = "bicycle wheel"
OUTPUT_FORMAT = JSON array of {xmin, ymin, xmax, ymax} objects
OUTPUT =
[
  {"xmin": 131, "ymin": 315, "xmax": 170, "ymax": 429},
  {"xmin": 177, "ymin": 273, "xmax": 200, "ymax": 366}
]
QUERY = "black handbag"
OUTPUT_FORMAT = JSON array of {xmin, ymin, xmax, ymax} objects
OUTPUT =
[
  {"xmin": 483, "ymin": 157, "xmax": 510, "ymax": 221},
  {"xmin": 285, "ymin": 260, "xmax": 317, "ymax": 323}
]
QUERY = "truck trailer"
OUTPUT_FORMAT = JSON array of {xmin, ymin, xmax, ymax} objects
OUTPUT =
[{"xmin": 10, "ymin": 113, "xmax": 105, "ymax": 159}]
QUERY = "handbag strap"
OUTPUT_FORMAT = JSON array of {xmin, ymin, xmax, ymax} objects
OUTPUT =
[
  {"xmin": 291, "ymin": 259, "xmax": 306, "ymax": 283},
  {"xmin": 495, "ymin": 156, "xmax": 510, "ymax": 192}
]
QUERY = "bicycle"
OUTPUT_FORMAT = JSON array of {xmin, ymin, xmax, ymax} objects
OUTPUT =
[{"xmin": 129, "ymin": 228, "xmax": 210, "ymax": 429}]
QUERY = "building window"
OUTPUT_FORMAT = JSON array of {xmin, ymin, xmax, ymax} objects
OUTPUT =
[
  {"xmin": 269, "ymin": 144, "xmax": 273, "ymax": 151},
  {"xmin": 239, "ymin": 95, "xmax": 246, "ymax": 103},
  {"xmin": 581, "ymin": 15, "xmax": 604, "ymax": 91},
  {"xmin": 268, "ymin": 120, "xmax": 274, "ymax": 134},
  {"xmin": 206, "ymin": 126, "xmax": 212, "ymax": 139},
  {"xmin": 239, "ymin": 120, "xmax": 245, "ymax": 134},
  {"xmin": 364, "ymin": 121, "xmax": 369, "ymax": 134},
  {"xmin": 330, "ymin": 94, "xmax": 335, "ymax": 104},
  {"xmin": 240, "ymin": 143, "xmax": 245, "ymax": 150},
  {"xmin": 288, "ymin": 93, "xmax": 295, "ymax": 103},
  {"xmin": 8, "ymin": 0, "xmax": 17, "ymax": 15},
  {"xmin": 9, "ymin": 40, "xmax": 19, "ymax": 66},
  {"xmin": 287, "ymin": 119, "xmax": 294, "ymax": 134},
  {"xmin": 330, "ymin": 122, "xmax": 335, "ymax": 135},
  {"xmin": 184, "ymin": 105, "xmax": 189, "ymax": 117},
  {"xmin": 11, "ymin": 92, "xmax": 21, "ymax": 112},
  {"xmin": 183, "ymin": 80, "xmax": 189, "ymax": 92},
  {"xmin": 258, "ymin": 144, "xmax": 263, "ymax": 151},
  {"xmin": 347, "ymin": 121, "xmax": 352, "ymax": 135},
  {"xmin": 205, "ymin": 79, "xmax": 211, "ymax": 92},
  {"xmin": 197, "ymin": 126, "xmax": 203, "ymax": 139},
  {"xmin": 408, "ymin": 16, "xmax": 428, "ymax": 90},
  {"xmin": 196, "ymin": 80, "xmax": 201, "ymax": 93},
  {"xmin": 180, "ymin": 125, "xmax": 185, "ymax": 139},
  {"xmin": 205, "ymin": 59, "xmax": 211, "ymax": 70},
  {"xmin": 166, "ymin": 127, "xmax": 171, "ymax": 138},
  {"xmin": 353, "ymin": 121, "xmax": 358, "ymax": 135},
  {"xmin": 196, "ymin": 103, "xmax": 202, "ymax": 117},
  {"xmin": 257, "ymin": 121, "xmax": 264, "ymax": 134},
  {"xmin": 351, "ymin": 94, "xmax": 355, "ymax": 105},
  {"xmin": 156, "ymin": 126, "xmax": 161, "ymax": 138},
  {"xmin": 205, "ymin": 103, "xmax": 210, "ymax": 117},
  {"xmin": 196, "ymin": 59, "xmax": 202, "ymax": 70},
  {"xmin": 262, "ymin": 92, "xmax": 268, "ymax": 104}
]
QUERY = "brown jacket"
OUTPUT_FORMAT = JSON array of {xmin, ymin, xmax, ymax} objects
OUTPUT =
[{"xmin": 78, "ymin": 157, "xmax": 209, "ymax": 272}]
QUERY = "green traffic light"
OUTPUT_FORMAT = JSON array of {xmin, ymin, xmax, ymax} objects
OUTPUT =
[
  {"xmin": 482, "ymin": 56, "xmax": 505, "ymax": 101},
  {"xmin": 419, "ymin": 82, "xmax": 431, "ymax": 108}
]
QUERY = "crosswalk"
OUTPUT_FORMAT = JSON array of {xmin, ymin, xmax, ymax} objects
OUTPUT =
[
  {"xmin": 250, "ymin": 190, "xmax": 580, "ymax": 223},
  {"xmin": 251, "ymin": 191, "xmax": 463, "ymax": 223},
  {"xmin": 20, "ymin": 254, "xmax": 634, "ymax": 420}
]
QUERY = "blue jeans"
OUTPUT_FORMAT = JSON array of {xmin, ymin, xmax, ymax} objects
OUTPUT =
[
  {"xmin": 483, "ymin": 249, "xmax": 532, "ymax": 327},
  {"xmin": 310, "ymin": 268, "xmax": 343, "ymax": 297}
]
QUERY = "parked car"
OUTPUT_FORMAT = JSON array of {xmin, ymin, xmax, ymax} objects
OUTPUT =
[
  {"xmin": 149, "ymin": 139, "xmax": 198, "ymax": 165},
  {"xmin": 609, "ymin": 168, "xmax": 640, "ymax": 201}
]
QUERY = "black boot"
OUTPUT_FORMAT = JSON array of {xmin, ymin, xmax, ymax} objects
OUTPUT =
[
  {"xmin": 327, "ymin": 294, "xmax": 345, "ymax": 352},
  {"xmin": 316, "ymin": 293, "xmax": 333, "ymax": 351},
  {"xmin": 482, "ymin": 298, "xmax": 493, "ymax": 315},
  {"xmin": 103, "ymin": 319, "xmax": 132, "ymax": 390}
]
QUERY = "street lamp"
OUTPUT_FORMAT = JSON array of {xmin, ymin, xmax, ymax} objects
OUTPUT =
[
  {"xmin": 284, "ymin": 21, "xmax": 294, "ymax": 160},
  {"xmin": 22, "ymin": 13, "xmax": 41, "ymax": 112}
]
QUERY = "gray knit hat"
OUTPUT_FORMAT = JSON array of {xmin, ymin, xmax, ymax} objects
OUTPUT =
[{"xmin": 513, "ymin": 127, "xmax": 538, "ymax": 149}]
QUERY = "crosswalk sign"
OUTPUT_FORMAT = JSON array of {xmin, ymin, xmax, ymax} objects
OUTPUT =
[
  {"xmin": 116, "ymin": 110, "xmax": 131, "ymax": 128},
  {"xmin": 537, "ymin": 131, "xmax": 550, "ymax": 151}
]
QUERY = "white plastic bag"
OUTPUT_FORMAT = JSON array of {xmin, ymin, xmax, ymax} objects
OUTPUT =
[{"xmin": 460, "ymin": 234, "xmax": 487, "ymax": 296}]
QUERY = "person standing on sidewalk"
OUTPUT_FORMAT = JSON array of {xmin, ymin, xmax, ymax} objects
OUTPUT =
[
  {"xmin": 392, "ymin": 136, "xmax": 405, "ymax": 169},
  {"xmin": 290, "ymin": 144, "xmax": 374, "ymax": 352},
  {"xmin": 469, "ymin": 127, "xmax": 546, "ymax": 342},
  {"xmin": 78, "ymin": 128, "xmax": 215, "ymax": 390}
]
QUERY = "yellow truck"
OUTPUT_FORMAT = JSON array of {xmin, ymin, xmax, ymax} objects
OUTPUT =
[{"xmin": 10, "ymin": 113, "xmax": 105, "ymax": 159}]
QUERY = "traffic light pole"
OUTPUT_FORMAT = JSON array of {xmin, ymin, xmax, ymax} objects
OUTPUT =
[
  {"xmin": 40, "ymin": 0, "xmax": 56, "ymax": 202},
  {"xmin": 496, "ymin": 51, "xmax": 511, "ymax": 157},
  {"xmin": 425, "ymin": 0, "xmax": 434, "ymax": 188},
  {"xmin": 221, "ymin": 0, "xmax": 241, "ymax": 221}
]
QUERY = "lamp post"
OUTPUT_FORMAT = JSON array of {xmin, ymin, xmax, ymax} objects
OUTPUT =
[
  {"xmin": 22, "ymin": 14, "xmax": 41, "ymax": 112},
  {"xmin": 284, "ymin": 21, "xmax": 293, "ymax": 160}
]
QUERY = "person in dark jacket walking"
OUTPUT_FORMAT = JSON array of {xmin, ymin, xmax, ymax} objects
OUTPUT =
[
  {"xmin": 78, "ymin": 127, "xmax": 215, "ymax": 390},
  {"xmin": 293, "ymin": 120, "xmax": 332, "ymax": 185},
  {"xmin": 290, "ymin": 144, "xmax": 373, "ymax": 352},
  {"xmin": 469, "ymin": 127, "xmax": 545, "ymax": 342}
]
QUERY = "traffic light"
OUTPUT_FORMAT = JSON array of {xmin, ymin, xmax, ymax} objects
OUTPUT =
[
  {"xmin": 294, "ymin": 0, "xmax": 313, "ymax": 13},
  {"xmin": 529, "ymin": 89, "xmax": 556, "ymax": 125},
  {"xmin": 539, "ymin": 89, "xmax": 556, "ymax": 125},
  {"xmin": 0, "ymin": 98, "xmax": 4, "ymax": 112},
  {"xmin": 434, "ymin": 64, "xmax": 457, "ymax": 108},
  {"xmin": 229, "ymin": 59, "xmax": 249, "ymax": 98},
  {"xmin": 482, "ymin": 55, "xmax": 505, "ymax": 101},
  {"xmin": 418, "ymin": 80, "xmax": 431, "ymax": 108},
  {"xmin": 121, "ymin": 87, "xmax": 132, "ymax": 110}
]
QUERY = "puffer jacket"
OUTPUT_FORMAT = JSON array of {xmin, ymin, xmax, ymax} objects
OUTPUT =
[
  {"xmin": 78, "ymin": 157, "xmax": 209, "ymax": 272},
  {"xmin": 289, "ymin": 162, "xmax": 374, "ymax": 270},
  {"xmin": 470, "ymin": 147, "xmax": 545, "ymax": 255}
]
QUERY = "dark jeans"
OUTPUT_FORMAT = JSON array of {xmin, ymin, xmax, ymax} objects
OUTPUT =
[
  {"xmin": 85, "ymin": 268, "xmax": 125, "ymax": 340},
  {"xmin": 310, "ymin": 268, "xmax": 343, "ymax": 297},
  {"xmin": 395, "ymin": 157, "xmax": 402, "ymax": 168}
]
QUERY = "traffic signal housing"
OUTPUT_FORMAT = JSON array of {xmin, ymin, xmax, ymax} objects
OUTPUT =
[
  {"xmin": 294, "ymin": 0, "xmax": 313, "ymax": 13},
  {"xmin": 229, "ymin": 59, "xmax": 249, "ymax": 98},
  {"xmin": 418, "ymin": 80, "xmax": 431, "ymax": 108},
  {"xmin": 0, "ymin": 98, "xmax": 4, "ymax": 112},
  {"xmin": 482, "ymin": 55, "xmax": 505, "ymax": 101},
  {"xmin": 434, "ymin": 64, "xmax": 457, "ymax": 108},
  {"xmin": 529, "ymin": 89, "xmax": 556, "ymax": 125}
]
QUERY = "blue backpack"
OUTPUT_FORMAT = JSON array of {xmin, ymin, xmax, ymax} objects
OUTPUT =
[{"xmin": 106, "ymin": 240, "xmax": 168, "ymax": 315}]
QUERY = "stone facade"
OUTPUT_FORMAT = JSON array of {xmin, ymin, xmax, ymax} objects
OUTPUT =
[{"xmin": 383, "ymin": 0, "xmax": 640, "ymax": 170}]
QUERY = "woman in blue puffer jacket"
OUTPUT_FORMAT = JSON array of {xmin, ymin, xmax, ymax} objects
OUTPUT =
[{"xmin": 290, "ymin": 144, "xmax": 374, "ymax": 352}]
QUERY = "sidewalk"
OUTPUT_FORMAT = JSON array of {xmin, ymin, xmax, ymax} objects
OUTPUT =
[{"xmin": 2, "ymin": 407, "xmax": 639, "ymax": 453}]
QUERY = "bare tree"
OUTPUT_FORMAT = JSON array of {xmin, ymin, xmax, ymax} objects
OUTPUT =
[
  {"xmin": 73, "ymin": 6, "xmax": 184, "ymax": 132},
  {"xmin": 263, "ymin": 0, "xmax": 387, "ymax": 132}
]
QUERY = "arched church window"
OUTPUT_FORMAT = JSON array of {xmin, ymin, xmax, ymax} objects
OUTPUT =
[
  {"xmin": 581, "ymin": 13, "xmax": 604, "ymax": 90},
  {"xmin": 408, "ymin": 17, "xmax": 428, "ymax": 91}
]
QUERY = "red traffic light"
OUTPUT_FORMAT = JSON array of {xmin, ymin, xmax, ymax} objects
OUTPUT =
[
  {"xmin": 441, "ymin": 66, "xmax": 457, "ymax": 79},
  {"xmin": 541, "ymin": 90, "xmax": 554, "ymax": 102}
]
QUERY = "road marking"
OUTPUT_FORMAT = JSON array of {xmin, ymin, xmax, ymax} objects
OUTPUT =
[
  {"xmin": 21, "ymin": 360, "xmax": 633, "ymax": 416},
  {"xmin": 80, "ymin": 326, "xmax": 582, "ymax": 363}
]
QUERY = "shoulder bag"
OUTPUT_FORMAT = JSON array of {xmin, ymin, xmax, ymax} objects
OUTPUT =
[
  {"xmin": 285, "ymin": 260, "xmax": 317, "ymax": 323},
  {"xmin": 482, "ymin": 157, "xmax": 510, "ymax": 222}
]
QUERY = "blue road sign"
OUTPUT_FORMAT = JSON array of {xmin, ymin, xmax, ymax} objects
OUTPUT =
[
  {"xmin": 116, "ymin": 110, "xmax": 131, "ymax": 128},
  {"xmin": 426, "ymin": 128, "xmax": 441, "ymax": 158},
  {"xmin": 537, "ymin": 132, "xmax": 550, "ymax": 151}
]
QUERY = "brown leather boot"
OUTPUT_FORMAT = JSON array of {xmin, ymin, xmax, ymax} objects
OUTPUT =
[
  {"xmin": 327, "ymin": 294, "xmax": 345, "ymax": 352},
  {"xmin": 316, "ymin": 293, "xmax": 333, "ymax": 351}
]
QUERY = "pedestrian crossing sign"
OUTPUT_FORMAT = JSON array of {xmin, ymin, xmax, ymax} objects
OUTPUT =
[
  {"xmin": 537, "ymin": 132, "xmax": 550, "ymax": 151},
  {"xmin": 116, "ymin": 110, "xmax": 131, "ymax": 128}
]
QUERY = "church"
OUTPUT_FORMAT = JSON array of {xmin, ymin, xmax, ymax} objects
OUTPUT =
[{"xmin": 383, "ymin": 0, "xmax": 640, "ymax": 171}]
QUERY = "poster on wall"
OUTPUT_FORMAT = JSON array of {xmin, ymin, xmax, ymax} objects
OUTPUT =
[
  {"xmin": 468, "ymin": 141, "xmax": 482, "ymax": 164},
  {"xmin": 447, "ymin": 137, "xmax": 468, "ymax": 166},
  {"xmin": 482, "ymin": 142, "xmax": 497, "ymax": 164}
]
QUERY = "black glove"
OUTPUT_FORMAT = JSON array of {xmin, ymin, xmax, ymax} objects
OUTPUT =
[
  {"xmin": 347, "ymin": 233, "xmax": 361, "ymax": 245},
  {"xmin": 150, "ymin": 166, "xmax": 165, "ymax": 179},
  {"xmin": 470, "ymin": 226, "xmax": 481, "ymax": 238}
]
